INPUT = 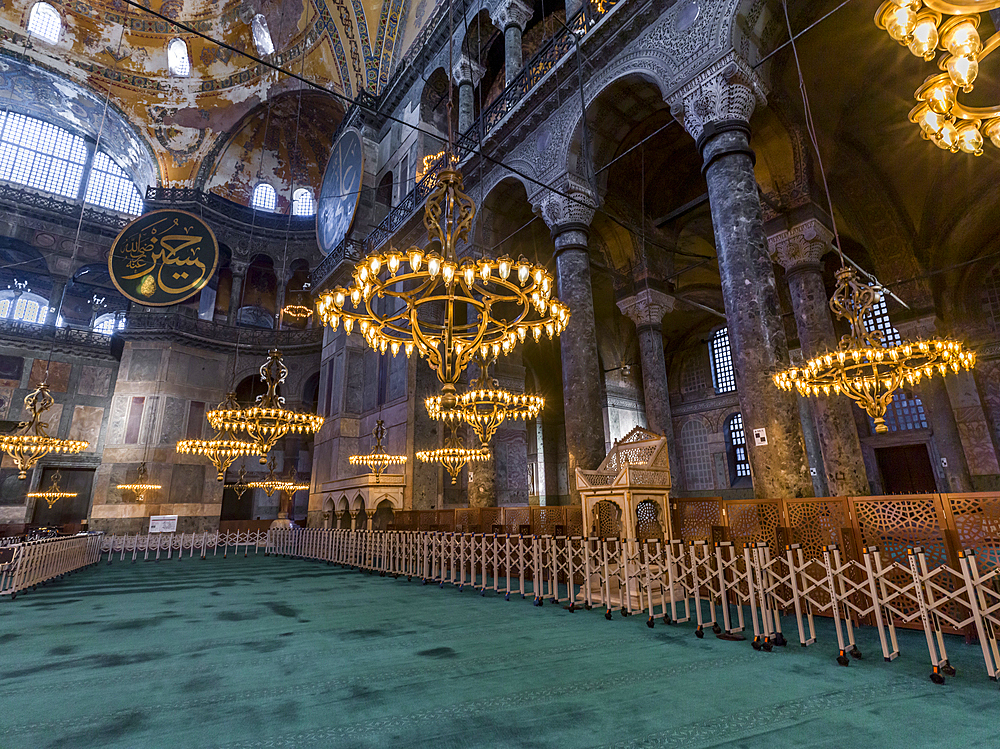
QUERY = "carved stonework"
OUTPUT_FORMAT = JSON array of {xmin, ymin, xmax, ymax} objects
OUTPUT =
[
  {"xmin": 667, "ymin": 52, "xmax": 768, "ymax": 142},
  {"xmin": 452, "ymin": 54, "xmax": 486, "ymax": 87},
  {"xmin": 492, "ymin": 0, "xmax": 533, "ymax": 31},
  {"xmin": 534, "ymin": 174, "xmax": 598, "ymax": 230},
  {"xmin": 768, "ymin": 218, "xmax": 833, "ymax": 272},
  {"xmin": 617, "ymin": 289, "xmax": 676, "ymax": 329}
]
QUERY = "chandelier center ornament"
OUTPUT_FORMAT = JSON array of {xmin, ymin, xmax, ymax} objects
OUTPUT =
[
  {"xmin": 316, "ymin": 168, "xmax": 570, "ymax": 386},
  {"xmin": 207, "ymin": 350, "xmax": 324, "ymax": 463},
  {"xmin": 774, "ymin": 267, "xmax": 975, "ymax": 433},
  {"xmin": 876, "ymin": 0, "xmax": 1000, "ymax": 154},
  {"xmin": 349, "ymin": 419, "xmax": 406, "ymax": 482},
  {"xmin": 425, "ymin": 354, "xmax": 544, "ymax": 444},
  {"xmin": 0, "ymin": 382, "xmax": 88, "ymax": 479}
]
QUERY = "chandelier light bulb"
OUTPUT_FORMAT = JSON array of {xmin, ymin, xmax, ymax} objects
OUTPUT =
[
  {"xmin": 936, "ymin": 118, "xmax": 959, "ymax": 150},
  {"xmin": 497, "ymin": 256, "xmax": 511, "ymax": 279},
  {"xmin": 428, "ymin": 254, "xmax": 441, "ymax": 277},
  {"xmin": 878, "ymin": 2, "xmax": 917, "ymax": 42},
  {"xmin": 387, "ymin": 254, "xmax": 400, "ymax": 274},
  {"xmin": 924, "ymin": 79, "xmax": 956, "ymax": 115},
  {"xmin": 479, "ymin": 260, "xmax": 491, "ymax": 283},
  {"xmin": 462, "ymin": 262, "xmax": 476, "ymax": 286},
  {"xmin": 442, "ymin": 261, "xmax": 456, "ymax": 285},
  {"xmin": 907, "ymin": 14, "xmax": 939, "ymax": 60},
  {"xmin": 946, "ymin": 54, "xmax": 978, "ymax": 92},
  {"xmin": 942, "ymin": 16, "xmax": 981, "ymax": 58},
  {"xmin": 984, "ymin": 119, "xmax": 1000, "ymax": 149},
  {"xmin": 956, "ymin": 121, "xmax": 984, "ymax": 155},
  {"xmin": 410, "ymin": 249, "xmax": 423, "ymax": 271},
  {"xmin": 517, "ymin": 260, "xmax": 531, "ymax": 285}
]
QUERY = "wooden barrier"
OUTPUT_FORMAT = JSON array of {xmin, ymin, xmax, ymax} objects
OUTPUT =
[{"xmin": 0, "ymin": 533, "xmax": 103, "ymax": 598}]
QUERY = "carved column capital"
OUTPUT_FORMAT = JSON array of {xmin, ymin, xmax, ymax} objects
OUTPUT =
[
  {"xmin": 452, "ymin": 54, "xmax": 485, "ymax": 87},
  {"xmin": 616, "ymin": 288, "xmax": 676, "ymax": 329},
  {"xmin": 768, "ymin": 218, "xmax": 833, "ymax": 275},
  {"xmin": 492, "ymin": 0, "xmax": 533, "ymax": 31},
  {"xmin": 534, "ymin": 174, "xmax": 598, "ymax": 234},
  {"xmin": 667, "ymin": 52, "xmax": 768, "ymax": 144}
]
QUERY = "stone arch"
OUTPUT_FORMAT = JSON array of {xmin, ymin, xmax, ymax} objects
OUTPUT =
[
  {"xmin": 371, "ymin": 498, "xmax": 395, "ymax": 530},
  {"xmin": 238, "ymin": 254, "xmax": 277, "ymax": 328},
  {"xmin": 322, "ymin": 496, "xmax": 334, "ymax": 529},
  {"xmin": 477, "ymin": 174, "xmax": 549, "ymax": 261},
  {"xmin": 635, "ymin": 499, "xmax": 663, "ymax": 540},
  {"xmin": 591, "ymin": 498, "xmax": 623, "ymax": 538}
]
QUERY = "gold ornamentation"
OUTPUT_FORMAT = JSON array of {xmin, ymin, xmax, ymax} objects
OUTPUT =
[
  {"xmin": 206, "ymin": 349, "xmax": 324, "ymax": 463},
  {"xmin": 27, "ymin": 470, "xmax": 77, "ymax": 509},
  {"xmin": 176, "ymin": 392, "xmax": 264, "ymax": 480},
  {"xmin": 281, "ymin": 304, "xmax": 313, "ymax": 320},
  {"xmin": 349, "ymin": 419, "xmax": 406, "ymax": 482},
  {"xmin": 416, "ymin": 424, "xmax": 490, "ymax": 484},
  {"xmin": 117, "ymin": 462, "xmax": 161, "ymax": 502},
  {"xmin": 774, "ymin": 267, "xmax": 975, "ymax": 432},
  {"xmin": 0, "ymin": 383, "xmax": 88, "ymax": 479},
  {"xmin": 876, "ymin": 0, "xmax": 1000, "ymax": 154},
  {"xmin": 245, "ymin": 458, "xmax": 310, "ymax": 497},
  {"xmin": 316, "ymin": 168, "xmax": 570, "ymax": 388}
]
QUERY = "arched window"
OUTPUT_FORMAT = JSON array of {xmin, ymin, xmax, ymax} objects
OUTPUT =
[
  {"xmin": 679, "ymin": 420, "xmax": 713, "ymax": 491},
  {"xmin": 982, "ymin": 265, "xmax": 1000, "ymax": 334},
  {"xmin": 292, "ymin": 188, "xmax": 315, "ymax": 216},
  {"xmin": 84, "ymin": 152, "xmax": 144, "ymax": 215},
  {"xmin": 709, "ymin": 328, "xmax": 736, "ymax": 393},
  {"xmin": 862, "ymin": 294, "xmax": 902, "ymax": 347},
  {"xmin": 27, "ymin": 2, "xmax": 60, "ymax": 45},
  {"xmin": 725, "ymin": 412, "xmax": 751, "ymax": 484},
  {"xmin": 251, "ymin": 15, "xmax": 275, "ymax": 55},
  {"xmin": 1, "ymin": 292, "xmax": 48, "ymax": 324},
  {"xmin": 167, "ymin": 38, "xmax": 190, "ymax": 77},
  {"xmin": 681, "ymin": 355, "xmax": 708, "ymax": 394},
  {"xmin": 251, "ymin": 182, "xmax": 276, "ymax": 212},
  {"xmin": 93, "ymin": 312, "xmax": 125, "ymax": 335},
  {"xmin": 0, "ymin": 112, "xmax": 88, "ymax": 199}
]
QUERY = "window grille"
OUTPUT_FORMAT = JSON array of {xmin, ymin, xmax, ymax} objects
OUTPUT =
[
  {"xmin": 862, "ymin": 293, "xmax": 902, "ymax": 347},
  {"xmin": 85, "ymin": 152, "xmax": 143, "ymax": 215},
  {"xmin": 878, "ymin": 392, "xmax": 929, "ymax": 432},
  {"xmin": 709, "ymin": 328, "xmax": 737, "ymax": 393},
  {"xmin": 168, "ymin": 38, "xmax": 190, "ymax": 77},
  {"xmin": 5, "ymin": 294, "xmax": 47, "ymax": 324},
  {"xmin": 679, "ymin": 420, "xmax": 713, "ymax": 491},
  {"xmin": 681, "ymin": 356, "xmax": 707, "ymax": 394},
  {"xmin": 27, "ymin": 3, "xmax": 60, "ymax": 44},
  {"xmin": 93, "ymin": 313, "xmax": 124, "ymax": 335},
  {"xmin": 251, "ymin": 15, "xmax": 275, "ymax": 55},
  {"xmin": 0, "ymin": 112, "xmax": 87, "ymax": 199},
  {"xmin": 292, "ymin": 188, "xmax": 315, "ymax": 216},
  {"xmin": 726, "ymin": 412, "xmax": 751, "ymax": 480},
  {"xmin": 252, "ymin": 183, "xmax": 277, "ymax": 212}
]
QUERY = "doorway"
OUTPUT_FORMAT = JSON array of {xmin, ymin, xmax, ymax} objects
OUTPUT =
[
  {"xmin": 31, "ymin": 467, "xmax": 95, "ymax": 531},
  {"xmin": 875, "ymin": 444, "xmax": 937, "ymax": 494}
]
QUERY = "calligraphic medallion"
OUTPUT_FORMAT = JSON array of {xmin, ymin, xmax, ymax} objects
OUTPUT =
[
  {"xmin": 317, "ymin": 129, "xmax": 364, "ymax": 255},
  {"xmin": 108, "ymin": 209, "xmax": 219, "ymax": 306}
]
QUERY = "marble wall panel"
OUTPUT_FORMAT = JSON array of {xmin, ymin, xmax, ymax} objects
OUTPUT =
[
  {"xmin": 955, "ymin": 405, "xmax": 1000, "ymax": 476},
  {"xmin": 128, "ymin": 349, "xmax": 162, "ymax": 381},
  {"xmin": 170, "ymin": 464, "xmax": 206, "ymax": 504},
  {"xmin": 159, "ymin": 397, "xmax": 187, "ymax": 445},
  {"xmin": 345, "ymin": 349, "xmax": 364, "ymax": 413},
  {"xmin": 20, "ymin": 402, "xmax": 62, "ymax": 436},
  {"xmin": 107, "ymin": 396, "xmax": 129, "ymax": 445},
  {"xmin": 29, "ymin": 360, "xmax": 71, "ymax": 392},
  {"xmin": 68, "ymin": 405, "xmax": 104, "ymax": 450},
  {"xmin": 0, "ymin": 354, "xmax": 23, "ymax": 384},
  {"xmin": 0, "ymin": 386, "xmax": 13, "ymax": 419},
  {"xmin": 78, "ymin": 366, "xmax": 112, "ymax": 397},
  {"xmin": 0, "ymin": 469, "xmax": 28, "ymax": 506}
]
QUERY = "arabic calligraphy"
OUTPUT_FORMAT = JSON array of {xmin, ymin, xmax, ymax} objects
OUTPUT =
[
  {"xmin": 109, "ymin": 210, "xmax": 219, "ymax": 306},
  {"xmin": 317, "ymin": 129, "xmax": 364, "ymax": 255}
]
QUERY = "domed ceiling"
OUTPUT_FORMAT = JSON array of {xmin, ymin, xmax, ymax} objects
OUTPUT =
[{"xmin": 0, "ymin": 0, "xmax": 437, "ymax": 190}]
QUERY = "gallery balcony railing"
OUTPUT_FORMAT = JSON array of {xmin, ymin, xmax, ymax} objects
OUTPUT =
[
  {"xmin": 0, "ymin": 183, "xmax": 131, "ymax": 232},
  {"xmin": 0, "ymin": 318, "xmax": 115, "ymax": 353},
  {"xmin": 144, "ymin": 188, "xmax": 317, "ymax": 233},
  {"xmin": 124, "ymin": 313, "xmax": 323, "ymax": 351},
  {"xmin": 312, "ymin": 0, "xmax": 621, "ymax": 290}
]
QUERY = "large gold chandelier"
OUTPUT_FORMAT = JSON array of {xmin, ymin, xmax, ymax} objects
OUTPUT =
[
  {"xmin": 28, "ymin": 470, "xmax": 77, "ymax": 509},
  {"xmin": 176, "ymin": 392, "xmax": 263, "ymax": 480},
  {"xmin": 349, "ymin": 419, "xmax": 406, "ymax": 482},
  {"xmin": 876, "ymin": 1, "xmax": 1000, "ymax": 154},
  {"xmin": 416, "ymin": 424, "xmax": 490, "ymax": 484},
  {"xmin": 774, "ymin": 267, "xmax": 975, "ymax": 432},
  {"xmin": 117, "ymin": 462, "xmax": 161, "ymax": 502},
  {"xmin": 315, "ymin": 168, "xmax": 570, "ymax": 393},
  {"xmin": 425, "ymin": 355, "xmax": 544, "ymax": 444},
  {"xmin": 207, "ymin": 349, "xmax": 324, "ymax": 463},
  {"xmin": 0, "ymin": 382, "xmax": 88, "ymax": 479}
]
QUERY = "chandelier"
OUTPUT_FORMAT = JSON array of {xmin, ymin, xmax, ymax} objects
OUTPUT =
[
  {"xmin": 226, "ymin": 465, "xmax": 251, "ymax": 499},
  {"xmin": 0, "ymin": 382, "xmax": 88, "ymax": 479},
  {"xmin": 282, "ymin": 304, "xmax": 313, "ymax": 320},
  {"xmin": 315, "ymin": 168, "xmax": 570, "ymax": 393},
  {"xmin": 245, "ymin": 458, "xmax": 310, "ymax": 497},
  {"xmin": 876, "ymin": 1, "xmax": 1000, "ymax": 154},
  {"xmin": 117, "ymin": 462, "xmax": 161, "ymax": 502},
  {"xmin": 774, "ymin": 267, "xmax": 975, "ymax": 432},
  {"xmin": 28, "ymin": 470, "xmax": 77, "ymax": 509},
  {"xmin": 207, "ymin": 349, "xmax": 324, "ymax": 463},
  {"xmin": 349, "ymin": 419, "xmax": 406, "ymax": 482},
  {"xmin": 416, "ymin": 424, "xmax": 490, "ymax": 484},
  {"xmin": 176, "ymin": 392, "xmax": 263, "ymax": 480},
  {"xmin": 425, "ymin": 355, "xmax": 543, "ymax": 444}
]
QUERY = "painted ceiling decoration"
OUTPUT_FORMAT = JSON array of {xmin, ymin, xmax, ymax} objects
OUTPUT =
[{"xmin": 0, "ymin": 0, "xmax": 435, "ymax": 194}]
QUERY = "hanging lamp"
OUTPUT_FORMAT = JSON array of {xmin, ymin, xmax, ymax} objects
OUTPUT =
[
  {"xmin": 117, "ymin": 461, "xmax": 161, "ymax": 503},
  {"xmin": 349, "ymin": 419, "xmax": 406, "ymax": 482},
  {"xmin": 177, "ymin": 392, "xmax": 263, "ymax": 480},
  {"xmin": 0, "ymin": 383, "xmax": 88, "ymax": 479},
  {"xmin": 27, "ymin": 469, "xmax": 77, "ymax": 509},
  {"xmin": 416, "ymin": 423, "xmax": 490, "ymax": 484}
]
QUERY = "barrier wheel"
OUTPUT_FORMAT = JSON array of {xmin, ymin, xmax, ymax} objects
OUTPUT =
[
  {"xmin": 930, "ymin": 672, "xmax": 945, "ymax": 684},
  {"xmin": 774, "ymin": 633, "xmax": 787, "ymax": 647},
  {"xmin": 605, "ymin": 611, "xmax": 613, "ymax": 620},
  {"xmin": 712, "ymin": 623, "xmax": 722, "ymax": 635},
  {"xmin": 646, "ymin": 617, "xmax": 654, "ymax": 629},
  {"xmin": 568, "ymin": 604, "xmax": 576, "ymax": 613},
  {"xmin": 941, "ymin": 663, "xmax": 956, "ymax": 677},
  {"xmin": 763, "ymin": 641, "xmax": 773, "ymax": 652},
  {"xmin": 505, "ymin": 593, "xmax": 510, "ymax": 601},
  {"xmin": 481, "ymin": 590, "xmax": 487, "ymax": 597},
  {"xmin": 695, "ymin": 628, "xmax": 704, "ymax": 639},
  {"xmin": 10, "ymin": 592, "xmax": 15, "ymax": 600},
  {"xmin": 621, "ymin": 609, "xmax": 627, "ymax": 617},
  {"xmin": 752, "ymin": 638, "xmax": 762, "ymax": 651},
  {"xmin": 850, "ymin": 647, "xmax": 863, "ymax": 660},
  {"xmin": 459, "ymin": 585, "xmax": 464, "ymax": 592},
  {"xmin": 663, "ymin": 615, "xmax": 672, "ymax": 625},
  {"xmin": 836, "ymin": 655, "xmax": 850, "ymax": 667}
]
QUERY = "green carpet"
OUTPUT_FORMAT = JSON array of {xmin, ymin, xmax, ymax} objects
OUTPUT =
[{"xmin": 1, "ymin": 554, "xmax": 999, "ymax": 748}]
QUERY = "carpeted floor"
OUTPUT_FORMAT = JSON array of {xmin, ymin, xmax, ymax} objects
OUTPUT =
[{"xmin": 1, "ymin": 553, "xmax": 998, "ymax": 749}]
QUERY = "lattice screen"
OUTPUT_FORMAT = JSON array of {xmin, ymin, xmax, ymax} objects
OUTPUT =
[{"xmin": 680, "ymin": 420, "xmax": 713, "ymax": 491}]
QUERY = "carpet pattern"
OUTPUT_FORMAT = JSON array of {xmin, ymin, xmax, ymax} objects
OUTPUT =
[{"xmin": 1, "ymin": 555, "xmax": 998, "ymax": 748}]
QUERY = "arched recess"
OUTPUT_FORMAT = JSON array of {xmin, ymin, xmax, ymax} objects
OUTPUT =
[
  {"xmin": 322, "ymin": 496, "xmax": 334, "ymax": 529},
  {"xmin": 238, "ymin": 254, "xmax": 277, "ymax": 328},
  {"xmin": 301, "ymin": 371, "xmax": 321, "ymax": 413},
  {"xmin": 371, "ymin": 498, "xmax": 395, "ymax": 530},
  {"xmin": 281, "ymin": 258, "xmax": 311, "ymax": 330},
  {"xmin": 678, "ymin": 417, "xmax": 714, "ymax": 493},
  {"xmin": 419, "ymin": 68, "xmax": 452, "ymax": 161},
  {"xmin": 459, "ymin": 10, "xmax": 502, "ymax": 115}
]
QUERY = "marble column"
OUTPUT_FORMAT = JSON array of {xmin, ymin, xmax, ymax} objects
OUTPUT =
[
  {"xmin": 452, "ymin": 55, "xmax": 484, "ymax": 136},
  {"xmin": 48, "ymin": 278, "xmax": 66, "ymax": 324},
  {"xmin": 922, "ymin": 377, "xmax": 975, "ymax": 492},
  {"xmin": 769, "ymin": 219, "xmax": 870, "ymax": 496},
  {"xmin": 669, "ymin": 55, "xmax": 812, "ymax": 498},
  {"xmin": 538, "ymin": 183, "xmax": 606, "ymax": 503},
  {"xmin": 229, "ymin": 261, "xmax": 247, "ymax": 322},
  {"xmin": 616, "ymin": 288, "xmax": 680, "ymax": 484},
  {"xmin": 493, "ymin": 0, "xmax": 533, "ymax": 87}
]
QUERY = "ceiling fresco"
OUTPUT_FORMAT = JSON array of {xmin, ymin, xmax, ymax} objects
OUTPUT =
[{"xmin": 0, "ymin": 0, "xmax": 434, "ymax": 194}]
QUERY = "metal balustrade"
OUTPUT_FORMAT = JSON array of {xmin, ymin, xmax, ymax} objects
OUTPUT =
[{"xmin": 0, "ymin": 533, "xmax": 103, "ymax": 598}]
